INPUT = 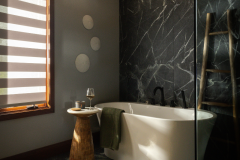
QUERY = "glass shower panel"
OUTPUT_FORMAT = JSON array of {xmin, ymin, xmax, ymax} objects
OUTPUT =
[{"xmin": 196, "ymin": 0, "xmax": 240, "ymax": 159}]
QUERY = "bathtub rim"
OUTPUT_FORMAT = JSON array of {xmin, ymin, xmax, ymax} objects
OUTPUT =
[
  {"xmin": 197, "ymin": 109, "xmax": 217, "ymax": 122},
  {"xmin": 94, "ymin": 102, "xmax": 217, "ymax": 122}
]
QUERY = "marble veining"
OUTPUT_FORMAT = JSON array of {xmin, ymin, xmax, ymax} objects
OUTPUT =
[
  {"xmin": 197, "ymin": 0, "xmax": 240, "ymax": 159},
  {"xmin": 120, "ymin": 0, "xmax": 194, "ymax": 108},
  {"xmin": 197, "ymin": 0, "xmax": 240, "ymax": 114}
]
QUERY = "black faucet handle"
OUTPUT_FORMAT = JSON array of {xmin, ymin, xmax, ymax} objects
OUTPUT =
[
  {"xmin": 147, "ymin": 98, "xmax": 155, "ymax": 105},
  {"xmin": 170, "ymin": 100, "xmax": 176, "ymax": 107},
  {"xmin": 159, "ymin": 100, "xmax": 166, "ymax": 106},
  {"xmin": 181, "ymin": 90, "xmax": 187, "ymax": 109}
]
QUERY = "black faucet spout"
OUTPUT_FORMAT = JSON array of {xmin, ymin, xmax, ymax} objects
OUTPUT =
[{"xmin": 153, "ymin": 87, "xmax": 165, "ymax": 106}]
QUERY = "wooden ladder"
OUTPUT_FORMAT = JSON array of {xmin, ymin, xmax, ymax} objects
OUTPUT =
[{"xmin": 198, "ymin": 10, "xmax": 240, "ymax": 158}]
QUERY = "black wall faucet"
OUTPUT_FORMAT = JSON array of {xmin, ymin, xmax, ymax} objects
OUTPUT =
[{"xmin": 153, "ymin": 87, "xmax": 165, "ymax": 106}]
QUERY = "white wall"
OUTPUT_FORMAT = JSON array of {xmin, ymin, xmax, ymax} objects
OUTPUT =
[{"xmin": 0, "ymin": 0, "xmax": 119, "ymax": 158}]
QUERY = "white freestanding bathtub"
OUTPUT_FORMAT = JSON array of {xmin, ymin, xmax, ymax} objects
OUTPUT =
[
  {"xmin": 197, "ymin": 109, "xmax": 217, "ymax": 160},
  {"xmin": 95, "ymin": 102, "xmax": 217, "ymax": 160}
]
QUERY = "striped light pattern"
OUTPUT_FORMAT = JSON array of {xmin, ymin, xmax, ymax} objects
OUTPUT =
[
  {"xmin": 0, "ymin": 38, "xmax": 46, "ymax": 50},
  {"xmin": 19, "ymin": 0, "xmax": 47, "ymax": 7},
  {"xmin": 0, "ymin": 22, "xmax": 46, "ymax": 35},
  {"xmin": 0, "ymin": 5, "xmax": 46, "ymax": 21},
  {"xmin": 0, "ymin": 86, "xmax": 46, "ymax": 95},
  {"xmin": 0, "ymin": 55, "xmax": 46, "ymax": 64},
  {"xmin": 0, "ymin": 0, "xmax": 48, "ymax": 107},
  {"xmin": 0, "ymin": 72, "xmax": 46, "ymax": 79}
]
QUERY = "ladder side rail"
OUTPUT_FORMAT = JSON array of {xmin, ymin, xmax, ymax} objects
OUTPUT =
[
  {"xmin": 198, "ymin": 13, "xmax": 212, "ymax": 109},
  {"xmin": 227, "ymin": 10, "xmax": 237, "ymax": 119}
]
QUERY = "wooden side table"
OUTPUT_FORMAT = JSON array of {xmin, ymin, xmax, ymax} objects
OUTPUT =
[{"xmin": 67, "ymin": 108, "xmax": 99, "ymax": 160}]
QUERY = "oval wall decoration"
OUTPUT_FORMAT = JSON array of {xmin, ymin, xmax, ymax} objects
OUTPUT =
[
  {"xmin": 82, "ymin": 15, "xmax": 94, "ymax": 30},
  {"xmin": 75, "ymin": 54, "xmax": 90, "ymax": 73},
  {"xmin": 90, "ymin": 37, "xmax": 101, "ymax": 51}
]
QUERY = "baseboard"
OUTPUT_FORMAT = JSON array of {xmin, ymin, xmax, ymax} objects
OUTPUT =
[
  {"xmin": 1, "ymin": 132, "xmax": 100, "ymax": 160},
  {"xmin": 1, "ymin": 139, "xmax": 72, "ymax": 160}
]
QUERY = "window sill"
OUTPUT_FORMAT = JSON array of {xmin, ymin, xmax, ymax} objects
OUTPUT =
[{"xmin": 0, "ymin": 105, "xmax": 54, "ymax": 121}]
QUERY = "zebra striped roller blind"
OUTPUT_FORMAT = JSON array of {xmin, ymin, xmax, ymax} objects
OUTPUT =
[{"xmin": 0, "ymin": 0, "xmax": 48, "ymax": 108}]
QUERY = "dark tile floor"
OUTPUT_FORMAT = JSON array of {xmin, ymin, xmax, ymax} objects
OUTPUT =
[{"xmin": 45, "ymin": 144, "xmax": 112, "ymax": 160}]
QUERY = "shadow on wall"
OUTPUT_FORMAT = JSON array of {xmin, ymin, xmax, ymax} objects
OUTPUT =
[{"xmin": 119, "ymin": 0, "xmax": 195, "ymax": 108}]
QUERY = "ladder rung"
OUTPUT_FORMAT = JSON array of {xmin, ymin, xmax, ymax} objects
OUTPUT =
[
  {"xmin": 209, "ymin": 31, "xmax": 229, "ymax": 35},
  {"xmin": 202, "ymin": 101, "xmax": 232, "ymax": 107},
  {"xmin": 206, "ymin": 69, "xmax": 231, "ymax": 73}
]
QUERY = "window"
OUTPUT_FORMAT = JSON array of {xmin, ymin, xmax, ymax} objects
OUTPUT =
[{"xmin": 0, "ymin": 0, "xmax": 54, "ymax": 121}]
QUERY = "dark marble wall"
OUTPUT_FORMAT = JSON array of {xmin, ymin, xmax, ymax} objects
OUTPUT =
[
  {"xmin": 197, "ymin": 0, "xmax": 240, "ymax": 159},
  {"xmin": 119, "ymin": 0, "xmax": 194, "ymax": 108}
]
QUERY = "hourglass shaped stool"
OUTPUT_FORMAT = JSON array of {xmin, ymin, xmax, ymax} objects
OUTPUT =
[{"xmin": 67, "ymin": 108, "xmax": 99, "ymax": 160}]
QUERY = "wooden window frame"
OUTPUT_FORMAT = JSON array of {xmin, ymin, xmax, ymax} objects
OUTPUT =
[{"xmin": 0, "ymin": 0, "xmax": 55, "ymax": 121}]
